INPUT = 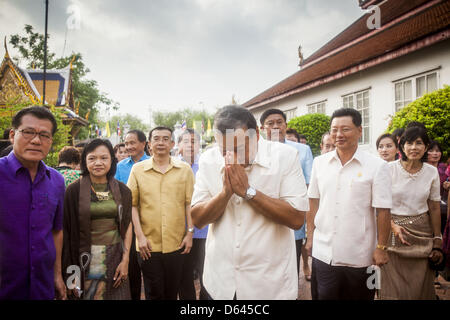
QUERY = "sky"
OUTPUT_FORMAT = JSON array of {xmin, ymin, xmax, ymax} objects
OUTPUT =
[{"xmin": 0, "ymin": 0, "xmax": 364, "ymax": 124}]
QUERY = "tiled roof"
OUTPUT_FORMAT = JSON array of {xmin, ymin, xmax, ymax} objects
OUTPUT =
[{"xmin": 243, "ymin": 0, "xmax": 450, "ymax": 109}]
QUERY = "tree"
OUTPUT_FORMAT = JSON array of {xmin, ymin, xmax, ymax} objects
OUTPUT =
[
  {"xmin": 387, "ymin": 85, "xmax": 450, "ymax": 160},
  {"xmin": 287, "ymin": 113, "xmax": 331, "ymax": 156},
  {"xmin": 108, "ymin": 114, "xmax": 150, "ymax": 141},
  {"xmin": 9, "ymin": 25, "xmax": 119, "ymax": 140},
  {"xmin": 153, "ymin": 108, "xmax": 216, "ymax": 131}
]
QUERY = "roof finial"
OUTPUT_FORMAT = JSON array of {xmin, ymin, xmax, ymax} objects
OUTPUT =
[
  {"xmin": 4, "ymin": 36, "xmax": 10, "ymax": 59},
  {"xmin": 298, "ymin": 45, "xmax": 304, "ymax": 66},
  {"xmin": 69, "ymin": 55, "xmax": 76, "ymax": 69}
]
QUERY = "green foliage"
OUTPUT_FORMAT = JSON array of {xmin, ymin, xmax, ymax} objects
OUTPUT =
[
  {"xmin": 387, "ymin": 85, "xmax": 450, "ymax": 160},
  {"xmin": 287, "ymin": 113, "xmax": 331, "ymax": 156},
  {"xmin": 109, "ymin": 114, "xmax": 150, "ymax": 141},
  {"xmin": 44, "ymin": 106, "xmax": 71, "ymax": 167},
  {"xmin": 0, "ymin": 103, "xmax": 71, "ymax": 168},
  {"xmin": 9, "ymin": 25, "xmax": 119, "ymax": 138},
  {"xmin": 153, "ymin": 108, "xmax": 216, "ymax": 131}
]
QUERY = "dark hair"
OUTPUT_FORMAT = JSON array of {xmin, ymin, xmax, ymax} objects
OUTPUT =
[
  {"xmin": 58, "ymin": 146, "xmax": 81, "ymax": 165},
  {"xmin": 113, "ymin": 143, "xmax": 125, "ymax": 154},
  {"xmin": 80, "ymin": 139, "xmax": 117, "ymax": 179},
  {"xmin": 406, "ymin": 121, "xmax": 426, "ymax": 130},
  {"xmin": 0, "ymin": 127, "xmax": 11, "ymax": 152},
  {"xmin": 127, "ymin": 130, "xmax": 146, "ymax": 142},
  {"xmin": 426, "ymin": 140, "xmax": 443, "ymax": 163},
  {"xmin": 376, "ymin": 133, "xmax": 398, "ymax": 149},
  {"xmin": 177, "ymin": 128, "xmax": 200, "ymax": 144},
  {"xmin": 214, "ymin": 105, "xmax": 257, "ymax": 135},
  {"xmin": 392, "ymin": 128, "xmax": 405, "ymax": 141},
  {"xmin": 149, "ymin": 126, "xmax": 174, "ymax": 141},
  {"xmin": 75, "ymin": 142, "xmax": 87, "ymax": 148},
  {"xmin": 0, "ymin": 145, "xmax": 13, "ymax": 158},
  {"xmin": 12, "ymin": 106, "xmax": 57, "ymax": 135},
  {"xmin": 285, "ymin": 128, "xmax": 300, "ymax": 142},
  {"xmin": 298, "ymin": 134, "xmax": 307, "ymax": 141},
  {"xmin": 330, "ymin": 108, "xmax": 362, "ymax": 127},
  {"xmin": 398, "ymin": 126, "xmax": 430, "ymax": 162},
  {"xmin": 260, "ymin": 109, "xmax": 286, "ymax": 125}
]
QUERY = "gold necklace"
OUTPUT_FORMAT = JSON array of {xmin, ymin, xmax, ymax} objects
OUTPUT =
[{"xmin": 91, "ymin": 184, "xmax": 109, "ymax": 201}]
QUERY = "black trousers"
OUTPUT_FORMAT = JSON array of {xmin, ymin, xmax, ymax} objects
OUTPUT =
[
  {"xmin": 295, "ymin": 239, "xmax": 305, "ymax": 276},
  {"xmin": 138, "ymin": 248, "xmax": 185, "ymax": 300},
  {"xmin": 179, "ymin": 238, "xmax": 208, "ymax": 300},
  {"xmin": 311, "ymin": 257, "xmax": 375, "ymax": 300},
  {"xmin": 128, "ymin": 232, "xmax": 142, "ymax": 300}
]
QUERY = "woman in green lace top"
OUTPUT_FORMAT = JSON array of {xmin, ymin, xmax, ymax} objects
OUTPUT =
[{"xmin": 63, "ymin": 139, "xmax": 133, "ymax": 300}]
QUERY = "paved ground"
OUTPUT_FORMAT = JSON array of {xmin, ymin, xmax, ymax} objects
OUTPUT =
[{"xmin": 141, "ymin": 256, "xmax": 450, "ymax": 300}]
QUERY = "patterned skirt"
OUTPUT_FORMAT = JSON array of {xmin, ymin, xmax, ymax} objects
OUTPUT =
[
  {"xmin": 379, "ymin": 213, "xmax": 436, "ymax": 300},
  {"xmin": 83, "ymin": 242, "xmax": 131, "ymax": 300}
]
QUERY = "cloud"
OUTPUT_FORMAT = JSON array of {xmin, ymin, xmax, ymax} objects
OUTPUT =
[{"xmin": 1, "ymin": 0, "xmax": 363, "ymax": 120}]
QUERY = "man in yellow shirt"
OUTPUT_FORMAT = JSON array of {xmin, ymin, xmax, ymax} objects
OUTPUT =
[{"xmin": 127, "ymin": 126, "xmax": 195, "ymax": 300}]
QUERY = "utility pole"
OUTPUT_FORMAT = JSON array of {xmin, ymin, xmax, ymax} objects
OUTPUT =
[{"xmin": 43, "ymin": 0, "xmax": 49, "ymax": 105}]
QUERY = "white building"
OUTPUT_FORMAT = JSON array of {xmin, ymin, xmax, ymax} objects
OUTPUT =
[{"xmin": 243, "ymin": 0, "xmax": 450, "ymax": 153}]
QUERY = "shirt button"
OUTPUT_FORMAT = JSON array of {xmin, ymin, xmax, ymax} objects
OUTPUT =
[
  {"xmin": 237, "ymin": 222, "xmax": 241, "ymax": 226},
  {"xmin": 235, "ymin": 265, "xmax": 240, "ymax": 270},
  {"xmin": 31, "ymin": 246, "xmax": 35, "ymax": 250},
  {"xmin": 236, "ymin": 243, "xmax": 240, "ymax": 248}
]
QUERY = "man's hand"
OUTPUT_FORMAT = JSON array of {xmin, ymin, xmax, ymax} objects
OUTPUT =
[
  {"xmin": 226, "ymin": 165, "xmax": 249, "ymax": 198},
  {"xmin": 179, "ymin": 233, "xmax": 193, "ymax": 254},
  {"xmin": 54, "ymin": 275, "xmax": 67, "ymax": 300},
  {"xmin": 138, "ymin": 235, "xmax": 152, "ymax": 260},
  {"xmin": 222, "ymin": 164, "xmax": 233, "ymax": 198},
  {"xmin": 372, "ymin": 248, "xmax": 389, "ymax": 267}
]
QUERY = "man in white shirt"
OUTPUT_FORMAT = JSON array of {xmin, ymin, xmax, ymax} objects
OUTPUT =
[
  {"xmin": 191, "ymin": 105, "xmax": 309, "ymax": 300},
  {"xmin": 306, "ymin": 108, "xmax": 392, "ymax": 300}
]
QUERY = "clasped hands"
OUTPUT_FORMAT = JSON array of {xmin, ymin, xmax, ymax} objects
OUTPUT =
[{"xmin": 222, "ymin": 151, "xmax": 250, "ymax": 198}]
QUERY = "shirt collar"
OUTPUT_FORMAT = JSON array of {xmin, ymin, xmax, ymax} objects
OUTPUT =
[
  {"xmin": 8, "ymin": 151, "xmax": 51, "ymax": 178},
  {"xmin": 328, "ymin": 147, "xmax": 363, "ymax": 166},
  {"xmin": 143, "ymin": 156, "xmax": 183, "ymax": 172},
  {"xmin": 219, "ymin": 137, "xmax": 270, "ymax": 172},
  {"xmin": 126, "ymin": 153, "xmax": 150, "ymax": 164},
  {"xmin": 252, "ymin": 138, "xmax": 271, "ymax": 169}
]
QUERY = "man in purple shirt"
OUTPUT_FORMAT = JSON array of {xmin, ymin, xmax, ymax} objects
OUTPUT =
[{"xmin": 0, "ymin": 106, "xmax": 66, "ymax": 300}]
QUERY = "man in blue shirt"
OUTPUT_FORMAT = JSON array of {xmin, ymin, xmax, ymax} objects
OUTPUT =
[
  {"xmin": 177, "ymin": 128, "xmax": 209, "ymax": 300},
  {"xmin": 115, "ymin": 130, "xmax": 150, "ymax": 184},
  {"xmin": 114, "ymin": 129, "xmax": 149, "ymax": 300},
  {"xmin": 260, "ymin": 109, "xmax": 313, "ymax": 282}
]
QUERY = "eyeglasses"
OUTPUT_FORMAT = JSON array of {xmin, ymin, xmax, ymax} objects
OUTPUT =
[{"xmin": 18, "ymin": 129, "xmax": 53, "ymax": 142}]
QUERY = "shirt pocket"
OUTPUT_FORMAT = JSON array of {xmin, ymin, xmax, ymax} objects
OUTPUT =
[
  {"xmin": 350, "ymin": 179, "xmax": 372, "ymax": 212},
  {"xmin": 38, "ymin": 193, "xmax": 58, "ymax": 225}
]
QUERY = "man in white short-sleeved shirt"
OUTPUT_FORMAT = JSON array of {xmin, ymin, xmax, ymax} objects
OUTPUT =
[
  {"xmin": 191, "ymin": 105, "xmax": 309, "ymax": 300},
  {"xmin": 306, "ymin": 108, "xmax": 392, "ymax": 300}
]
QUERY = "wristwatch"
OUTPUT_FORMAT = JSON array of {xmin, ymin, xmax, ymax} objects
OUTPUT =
[
  {"xmin": 244, "ymin": 186, "xmax": 256, "ymax": 200},
  {"xmin": 188, "ymin": 227, "xmax": 194, "ymax": 233},
  {"xmin": 376, "ymin": 244, "xmax": 387, "ymax": 251}
]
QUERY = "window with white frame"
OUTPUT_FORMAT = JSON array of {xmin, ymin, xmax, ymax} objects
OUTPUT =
[
  {"xmin": 342, "ymin": 89, "xmax": 370, "ymax": 145},
  {"xmin": 285, "ymin": 108, "xmax": 297, "ymax": 121},
  {"xmin": 394, "ymin": 70, "xmax": 439, "ymax": 111},
  {"xmin": 307, "ymin": 101, "xmax": 326, "ymax": 114}
]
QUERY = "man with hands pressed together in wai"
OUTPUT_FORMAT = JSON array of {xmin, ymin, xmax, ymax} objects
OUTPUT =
[
  {"xmin": 191, "ymin": 105, "xmax": 309, "ymax": 300},
  {"xmin": 306, "ymin": 108, "xmax": 392, "ymax": 300},
  {"xmin": 127, "ymin": 126, "xmax": 195, "ymax": 300}
]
